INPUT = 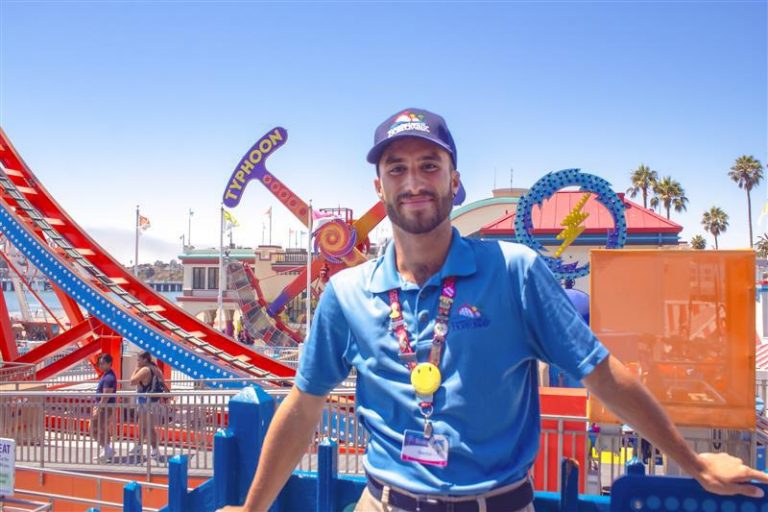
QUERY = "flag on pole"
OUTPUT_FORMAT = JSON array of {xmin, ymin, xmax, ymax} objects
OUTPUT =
[
  {"xmin": 265, "ymin": 206, "xmax": 272, "ymax": 217},
  {"xmin": 138, "ymin": 215, "xmax": 151, "ymax": 232},
  {"xmin": 223, "ymin": 210, "xmax": 239, "ymax": 230},
  {"xmin": 311, "ymin": 209, "xmax": 338, "ymax": 233}
]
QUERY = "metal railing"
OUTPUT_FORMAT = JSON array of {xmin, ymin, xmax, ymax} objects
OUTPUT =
[
  {"xmin": 0, "ymin": 384, "xmax": 760, "ymax": 492},
  {"xmin": 0, "ymin": 389, "xmax": 236, "ymax": 478},
  {"xmin": 0, "ymin": 496, "xmax": 52, "ymax": 511},
  {"xmin": 251, "ymin": 347, "xmax": 301, "ymax": 370},
  {"xmin": 756, "ymin": 378, "xmax": 768, "ymax": 407},
  {"xmin": 0, "ymin": 361, "xmax": 36, "ymax": 382}
]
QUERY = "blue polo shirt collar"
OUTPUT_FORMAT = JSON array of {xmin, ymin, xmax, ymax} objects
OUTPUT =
[{"xmin": 368, "ymin": 227, "xmax": 477, "ymax": 293}]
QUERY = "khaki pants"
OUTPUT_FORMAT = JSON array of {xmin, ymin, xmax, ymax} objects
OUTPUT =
[{"xmin": 354, "ymin": 479, "xmax": 536, "ymax": 512}]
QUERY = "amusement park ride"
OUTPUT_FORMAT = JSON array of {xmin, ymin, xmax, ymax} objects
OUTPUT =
[
  {"xmin": 0, "ymin": 128, "xmax": 295, "ymax": 385},
  {"xmin": 220, "ymin": 127, "xmax": 387, "ymax": 342},
  {"xmin": 0, "ymin": 125, "xmax": 393, "ymax": 386}
]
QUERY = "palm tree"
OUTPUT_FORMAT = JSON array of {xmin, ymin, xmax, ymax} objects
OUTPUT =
[
  {"xmin": 756, "ymin": 234, "xmax": 768, "ymax": 258},
  {"xmin": 729, "ymin": 155, "xmax": 764, "ymax": 247},
  {"xmin": 701, "ymin": 207, "xmax": 729, "ymax": 250},
  {"xmin": 689, "ymin": 235, "xmax": 706, "ymax": 250},
  {"xmin": 626, "ymin": 164, "xmax": 659, "ymax": 209},
  {"xmin": 650, "ymin": 176, "xmax": 689, "ymax": 220}
]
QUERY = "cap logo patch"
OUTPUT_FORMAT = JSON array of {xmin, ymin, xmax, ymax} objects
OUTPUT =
[{"xmin": 387, "ymin": 111, "xmax": 430, "ymax": 138}]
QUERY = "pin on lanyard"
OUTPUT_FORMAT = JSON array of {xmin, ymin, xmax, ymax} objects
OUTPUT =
[{"xmin": 388, "ymin": 277, "xmax": 456, "ymax": 437}]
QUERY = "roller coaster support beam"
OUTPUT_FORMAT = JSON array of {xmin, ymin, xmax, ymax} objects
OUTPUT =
[
  {"xmin": 16, "ymin": 317, "xmax": 103, "ymax": 365},
  {"xmin": 0, "ymin": 287, "xmax": 17, "ymax": 360},
  {"xmin": 35, "ymin": 338, "xmax": 102, "ymax": 381}
]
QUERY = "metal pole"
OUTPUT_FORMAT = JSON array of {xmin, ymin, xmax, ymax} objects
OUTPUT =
[
  {"xmin": 134, "ymin": 205, "xmax": 139, "ymax": 276},
  {"xmin": 306, "ymin": 200, "xmax": 313, "ymax": 335},
  {"xmin": 217, "ymin": 204, "xmax": 225, "ymax": 333},
  {"xmin": 188, "ymin": 209, "xmax": 193, "ymax": 248}
]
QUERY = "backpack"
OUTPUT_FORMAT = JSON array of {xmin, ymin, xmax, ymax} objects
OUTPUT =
[{"xmin": 148, "ymin": 366, "xmax": 170, "ymax": 401}]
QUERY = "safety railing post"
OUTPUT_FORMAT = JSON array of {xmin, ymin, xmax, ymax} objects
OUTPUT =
[
  {"xmin": 219, "ymin": 385, "xmax": 275, "ymax": 507},
  {"xmin": 214, "ymin": 429, "xmax": 239, "ymax": 509},
  {"xmin": 626, "ymin": 457, "xmax": 646, "ymax": 475},
  {"xmin": 123, "ymin": 481, "xmax": 142, "ymax": 512},
  {"xmin": 317, "ymin": 438, "xmax": 339, "ymax": 512},
  {"xmin": 560, "ymin": 458, "xmax": 579, "ymax": 512},
  {"xmin": 168, "ymin": 454, "xmax": 189, "ymax": 512}
]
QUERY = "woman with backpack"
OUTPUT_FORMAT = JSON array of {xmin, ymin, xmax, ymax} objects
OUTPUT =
[{"xmin": 128, "ymin": 351, "xmax": 168, "ymax": 460}]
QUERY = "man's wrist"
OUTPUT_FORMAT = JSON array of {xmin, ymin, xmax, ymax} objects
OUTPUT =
[{"xmin": 673, "ymin": 447, "xmax": 708, "ymax": 479}]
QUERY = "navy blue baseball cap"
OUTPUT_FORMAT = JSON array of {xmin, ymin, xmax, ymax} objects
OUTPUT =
[{"xmin": 367, "ymin": 108, "xmax": 466, "ymax": 205}]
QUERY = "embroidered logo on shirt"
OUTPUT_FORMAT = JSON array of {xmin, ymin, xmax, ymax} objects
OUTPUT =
[
  {"xmin": 457, "ymin": 304, "xmax": 481, "ymax": 318},
  {"xmin": 451, "ymin": 304, "xmax": 490, "ymax": 330}
]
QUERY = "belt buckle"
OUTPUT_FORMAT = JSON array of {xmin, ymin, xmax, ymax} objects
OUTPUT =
[{"xmin": 415, "ymin": 495, "xmax": 444, "ymax": 512}]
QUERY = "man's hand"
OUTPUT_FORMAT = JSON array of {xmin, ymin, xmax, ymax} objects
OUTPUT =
[{"xmin": 693, "ymin": 452, "xmax": 768, "ymax": 498}]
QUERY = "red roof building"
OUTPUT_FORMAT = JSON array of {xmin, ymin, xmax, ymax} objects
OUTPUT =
[{"xmin": 478, "ymin": 191, "xmax": 682, "ymax": 246}]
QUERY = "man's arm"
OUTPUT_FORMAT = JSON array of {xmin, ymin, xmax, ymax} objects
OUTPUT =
[
  {"xmin": 219, "ymin": 386, "xmax": 328, "ymax": 512},
  {"xmin": 583, "ymin": 355, "xmax": 768, "ymax": 497}
]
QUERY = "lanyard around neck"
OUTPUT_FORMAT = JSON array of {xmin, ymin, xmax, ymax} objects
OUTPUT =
[
  {"xmin": 388, "ymin": 277, "xmax": 456, "ymax": 370},
  {"xmin": 388, "ymin": 277, "xmax": 457, "ymax": 399}
]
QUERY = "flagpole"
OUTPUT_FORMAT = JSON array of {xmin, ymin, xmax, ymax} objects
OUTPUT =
[
  {"xmin": 306, "ymin": 200, "xmax": 313, "ymax": 336},
  {"xmin": 269, "ymin": 207, "xmax": 273, "ymax": 245},
  {"xmin": 134, "ymin": 205, "xmax": 139, "ymax": 276},
  {"xmin": 217, "ymin": 204, "xmax": 225, "ymax": 333},
  {"xmin": 188, "ymin": 209, "xmax": 194, "ymax": 248}
]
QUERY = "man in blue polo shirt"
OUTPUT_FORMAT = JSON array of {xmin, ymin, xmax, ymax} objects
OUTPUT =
[{"xmin": 222, "ymin": 108, "xmax": 768, "ymax": 512}]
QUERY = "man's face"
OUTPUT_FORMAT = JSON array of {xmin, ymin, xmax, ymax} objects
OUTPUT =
[
  {"xmin": 98, "ymin": 359, "xmax": 110, "ymax": 372},
  {"xmin": 375, "ymin": 138, "xmax": 459, "ymax": 235}
]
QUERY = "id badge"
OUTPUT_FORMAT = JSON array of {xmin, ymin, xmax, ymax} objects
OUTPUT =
[{"xmin": 401, "ymin": 429, "xmax": 449, "ymax": 467}]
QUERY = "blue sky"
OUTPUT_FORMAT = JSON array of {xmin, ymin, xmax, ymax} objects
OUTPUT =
[{"xmin": 1, "ymin": 1, "xmax": 765, "ymax": 264}]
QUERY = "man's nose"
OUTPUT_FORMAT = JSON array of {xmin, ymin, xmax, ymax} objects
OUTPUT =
[{"xmin": 402, "ymin": 168, "xmax": 425, "ymax": 193}]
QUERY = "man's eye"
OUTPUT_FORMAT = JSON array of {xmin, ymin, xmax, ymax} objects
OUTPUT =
[
  {"xmin": 388, "ymin": 166, "xmax": 405, "ymax": 175},
  {"xmin": 422, "ymin": 163, "xmax": 438, "ymax": 172}
]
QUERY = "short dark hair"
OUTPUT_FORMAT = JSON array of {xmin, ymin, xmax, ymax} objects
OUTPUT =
[
  {"xmin": 138, "ymin": 351, "xmax": 154, "ymax": 364},
  {"xmin": 98, "ymin": 354, "xmax": 113, "ymax": 365}
]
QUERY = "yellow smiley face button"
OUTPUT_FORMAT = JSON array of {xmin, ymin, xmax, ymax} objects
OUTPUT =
[{"xmin": 411, "ymin": 362, "xmax": 442, "ymax": 395}]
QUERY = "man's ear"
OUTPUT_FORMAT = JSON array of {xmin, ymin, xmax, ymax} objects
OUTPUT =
[
  {"xmin": 374, "ymin": 177, "xmax": 383, "ymax": 199},
  {"xmin": 452, "ymin": 170, "xmax": 461, "ymax": 195}
]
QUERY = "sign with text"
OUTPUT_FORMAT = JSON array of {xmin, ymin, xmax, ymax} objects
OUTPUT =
[{"xmin": 0, "ymin": 438, "xmax": 15, "ymax": 495}]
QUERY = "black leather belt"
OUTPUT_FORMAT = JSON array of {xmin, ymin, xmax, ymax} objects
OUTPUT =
[{"xmin": 366, "ymin": 477, "xmax": 534, "ymax": 512}]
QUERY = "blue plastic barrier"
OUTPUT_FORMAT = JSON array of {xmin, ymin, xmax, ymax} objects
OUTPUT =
[
  {"xmin": 610, "ymin": 475, "xmax": 768, "ymax": 511},
  {"xmin": 123, "ymin": 481, "xmax": 142, "ymax": 512}
]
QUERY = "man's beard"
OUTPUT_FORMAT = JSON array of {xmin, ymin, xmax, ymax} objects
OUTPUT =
[{"xmin": 385, "ymin": 190, "xmax": 454, "ymax": 235}]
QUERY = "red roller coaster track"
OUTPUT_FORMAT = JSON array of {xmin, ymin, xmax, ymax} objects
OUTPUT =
[{"xmin": 0, "ymin": 128, "xmax": 294, "ymax": 381}]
